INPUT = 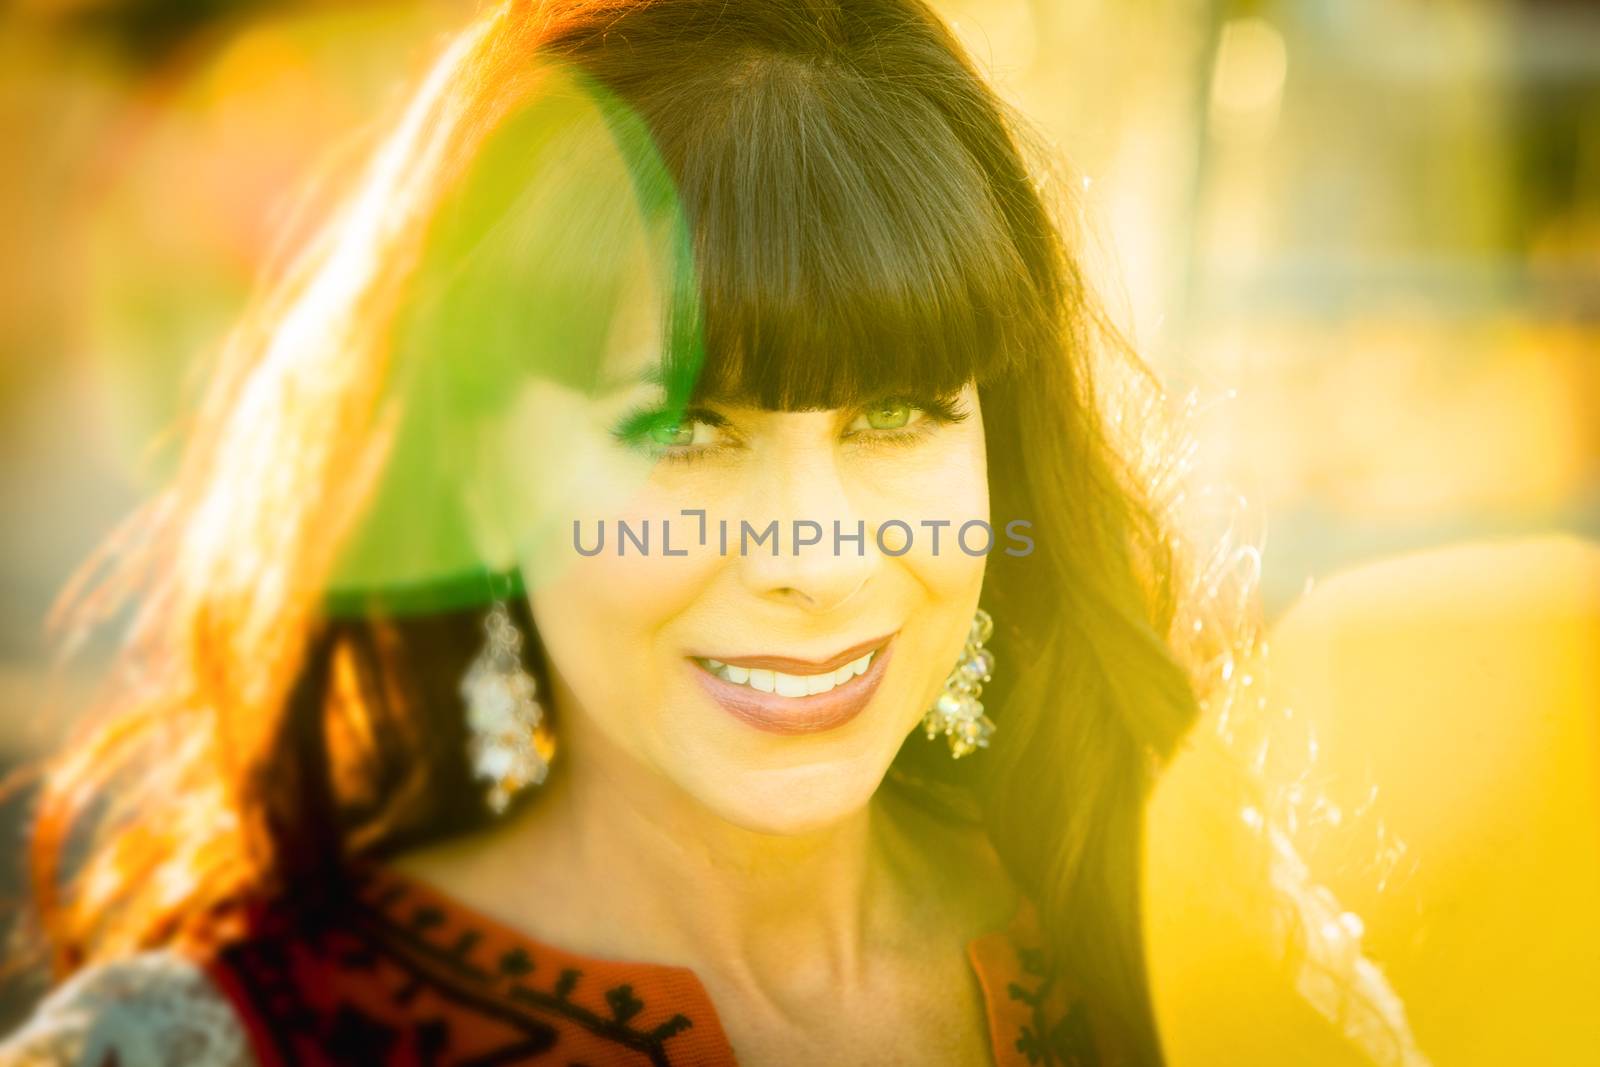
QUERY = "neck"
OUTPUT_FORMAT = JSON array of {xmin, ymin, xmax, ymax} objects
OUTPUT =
[
  {"xmin": 391, "ymin": 676, "xmax": 1017, "ymax": 1003},
  {"xmin": 518, "ymin": 718, "xmax": 924, "ymax": 989},
  {"xmin": 401, "ymin": 715, "xmax": 951, "ymax": 1001}
]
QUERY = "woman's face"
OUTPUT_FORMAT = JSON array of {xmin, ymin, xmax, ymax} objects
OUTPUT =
[{"xmin": 480, "ymin": 295, "xmax": 989, "ymax": 835}]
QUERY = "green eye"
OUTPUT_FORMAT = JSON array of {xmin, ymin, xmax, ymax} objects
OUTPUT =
[
  {"xmin": 864, "ymin": 399, "xmax": 914, "ymax": 429},
  {"xmin": 613, "ymin": 404, "xmax": 729, "ymax": 458},
  {"xmin": 647, "ymin": 419, "xmax": 695, "ymax": 446}
]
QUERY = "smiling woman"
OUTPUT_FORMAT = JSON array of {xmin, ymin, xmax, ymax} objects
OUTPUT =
[{"xmin": 0, "ymin": 2, "xmax": 1410, "ymax": 1066}]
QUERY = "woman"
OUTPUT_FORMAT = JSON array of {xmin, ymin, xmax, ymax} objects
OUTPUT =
[{"xmin": 5, "ymin": 1, "xmax": 1223, "ymax": 1063}]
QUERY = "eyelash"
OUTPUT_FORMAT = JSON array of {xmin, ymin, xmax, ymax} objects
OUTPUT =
[
  {"xmin": 612, "ymin": 394, "xmax": 968, "ymax": 465},
  {"xmin": 611, "ymin": 406, "xmax": 738, "ymax": 466},
  {"xmin": 845, "ymin": 394, "xmax": 968, "ymax": 450}
]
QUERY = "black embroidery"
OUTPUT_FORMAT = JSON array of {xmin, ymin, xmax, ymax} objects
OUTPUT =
[
  {"xmin": 417, "ymin": 1017, "xmax": 452, "ymax": 1064},
  {"xmin": 604, "ymin": 985, "xmax": 644, "ymax": 1025},
  {"xmin": 218, "ymin": 873, "xmax": 705, "ymax": 1066},
  {"xmin": 222, "ymin": 932, "xmax": 314, "ymax": 1063},
  {"xmin": 648, "ymin": 1015, "xmax": 693, "ymax": 1042},
  {"xmin": 326, "ymin": 1001, "xmax": 401, "ymax": 1065},
  {"xmin": 499, "ymin": 947, "xmax": 536, "ymax": 977},
  {"xmin": 360, "ymin": 889, "xmax": 699, "ymax": 1065},
  {"xmin": 217, "ymin": 870, "xmax": 1065, "ymax": 1066},
  {"xmin": 1007, "ymin": 946, "xmax": 1101, "ymax": 1067},
  {"xmin": 451, "ymin": 930, "xmax": 485, "ymax": 960},
  {"xmin": 552, "ymin": 968, "xmax": 581, "ymax": 1001}
]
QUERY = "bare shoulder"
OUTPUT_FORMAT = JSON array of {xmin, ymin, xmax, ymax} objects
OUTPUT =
[{"xmin": 0, "ymin": 951, "xmax": 256, "ymax": 1067}]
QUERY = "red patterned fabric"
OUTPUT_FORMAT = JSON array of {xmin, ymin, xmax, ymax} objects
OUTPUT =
[{"xmin": 184, "ymin": 862, "xmax": 1116, "ymax": 1066}]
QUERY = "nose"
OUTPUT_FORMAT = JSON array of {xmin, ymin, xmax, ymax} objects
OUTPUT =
[{"xmin": 734, "ymin": 445, "xmax": 877, "ymax": 614}]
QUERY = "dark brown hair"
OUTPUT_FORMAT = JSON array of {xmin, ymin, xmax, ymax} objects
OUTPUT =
[{"xmin": 23, "ymin": 3, "xmax": 1200, "ymax": 1062}]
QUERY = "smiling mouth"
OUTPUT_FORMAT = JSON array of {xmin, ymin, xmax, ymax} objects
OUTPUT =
[
  {"xmin": 692, "ymin": 649, "xmax": 877, "ymax": 698},
  {"xmin": 688, "ymin": 635, "xmax": 895, "ymax": 735}
]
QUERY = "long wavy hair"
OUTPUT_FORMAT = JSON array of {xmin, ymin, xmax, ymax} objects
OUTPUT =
[{"xmin": 18, "ymin": 1, "xmax": 1209, "ymax": 1061}]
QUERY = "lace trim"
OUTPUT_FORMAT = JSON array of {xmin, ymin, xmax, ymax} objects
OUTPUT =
[{"xmin": 0, "ymin": 951, "xmax": 256, "ymax": 1067}]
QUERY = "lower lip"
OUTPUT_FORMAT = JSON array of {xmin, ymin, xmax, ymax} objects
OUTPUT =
[{"xmin": 690, "ymin": 642, "xmax": 894, "ymax": 736}]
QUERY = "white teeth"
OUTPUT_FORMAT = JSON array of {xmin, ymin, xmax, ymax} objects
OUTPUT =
[
  {"xmin": 774, "ymin": 672, "xmax": 808, "ymax": 697},
  {"xmin": 701, "ymin": 650, "xmax": 876, "ymax": 699}
]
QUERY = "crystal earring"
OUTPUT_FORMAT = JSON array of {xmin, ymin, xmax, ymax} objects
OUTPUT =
[
  {"xmin": 461, "ymin": 600, "xmax": 551, "ymax": 813},
  {"xmin": 922, "ymin": 608, "xmax": 997, "ymax": 758}
]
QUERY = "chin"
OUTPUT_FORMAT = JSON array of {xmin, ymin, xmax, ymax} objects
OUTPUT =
[{"xmin": 687, "ymin": 754, "xmax": 891, "ymax": 836}]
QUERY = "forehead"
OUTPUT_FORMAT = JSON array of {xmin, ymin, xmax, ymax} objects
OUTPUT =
[{"xmin": 592, "ymin": 251, "xmax": 669, "ymax": 392}]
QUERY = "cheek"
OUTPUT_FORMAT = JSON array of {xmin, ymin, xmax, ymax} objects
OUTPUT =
[
  {"xmin": 496, "ymin": 383, "xmax": 727, "ymax": 740},
  {"xmin": 835, "ymin": 421, "xmax": 991, "ymax": 722},
  {"xmin": 525, "ymin": 490, "xmax": 726, "ymax": 734},
  {"xmin": 855, "ymin": 421, "xmax": 991, "ymax": 598},
  {"xmin": 490, "ymin": 380, "xmax": 666, "ymax": 580}
]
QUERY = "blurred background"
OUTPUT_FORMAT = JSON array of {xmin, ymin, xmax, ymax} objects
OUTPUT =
[{"xmin": 0, "ymin": 0, "xmax": 1595, "ymax": 1062}]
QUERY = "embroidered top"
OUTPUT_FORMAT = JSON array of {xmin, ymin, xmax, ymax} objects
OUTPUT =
[{"xmin": 1, "ymin": 862, "xmax": 1119, "ymax": 1067}]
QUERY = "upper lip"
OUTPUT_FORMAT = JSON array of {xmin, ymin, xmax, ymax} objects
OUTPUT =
[{"xmin": 690, "ymin": 633, "xmax": 894, "ymax": 674}]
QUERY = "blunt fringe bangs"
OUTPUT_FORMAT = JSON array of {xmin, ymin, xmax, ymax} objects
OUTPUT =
[{"xmin": 413, "ymin": 6, "xmax": 1058, "ymax": 417}]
